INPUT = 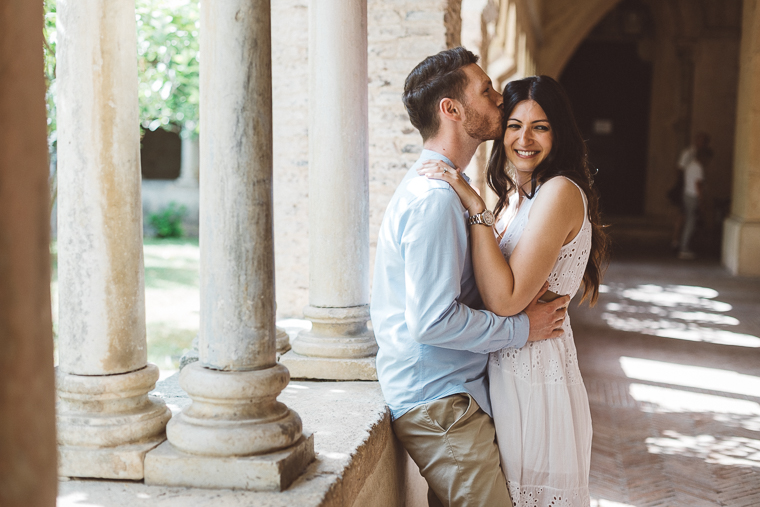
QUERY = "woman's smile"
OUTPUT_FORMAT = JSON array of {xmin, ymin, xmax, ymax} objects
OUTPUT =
[
  {"xmin": 515, "ymin": 149, "xmax": 541, "ymax": 158},
  {"xmin": 503, "ymin": 99, "xmax": 553, "ymax": 178}
]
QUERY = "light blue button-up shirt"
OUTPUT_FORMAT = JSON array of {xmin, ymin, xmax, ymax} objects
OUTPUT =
[{"xmin": 371, "ymin": 149, "xmax": 530, "ymax": 420}]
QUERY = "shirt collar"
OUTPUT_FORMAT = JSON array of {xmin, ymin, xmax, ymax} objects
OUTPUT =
[{"xmin": 419, "ymin": 149, "xmax": 471, "ymax": 183}]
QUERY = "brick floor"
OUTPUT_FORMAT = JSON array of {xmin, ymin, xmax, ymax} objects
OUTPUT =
[{"xmin": 571, "ymin": 250, "xmax": 760, "ymax": 507}]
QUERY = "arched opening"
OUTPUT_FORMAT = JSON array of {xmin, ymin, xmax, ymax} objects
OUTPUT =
[
  {"xmin": 559, "ymin": 3, "xmax": 654, "ymax": 217},
  {"xmin": 551, "ymin": 0, "xmax": 741, "ymax": 255}
]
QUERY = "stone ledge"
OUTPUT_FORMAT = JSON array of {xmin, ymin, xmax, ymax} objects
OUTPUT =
[
  {"xmin": 58, "ymin": 374, "xmax": 426, "ymax": 506},
  {"xmin": 280, "ymin": 351, "xmax": 378, "ymax": 381}
]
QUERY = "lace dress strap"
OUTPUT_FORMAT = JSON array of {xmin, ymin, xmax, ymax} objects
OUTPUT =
[
  {"xmin": 547, "ymin": 177, "xmax": 592, "ymax": 297},
  {"xmin": 561, "ymin": 176, "xmax": 588, "ymax": 224}
]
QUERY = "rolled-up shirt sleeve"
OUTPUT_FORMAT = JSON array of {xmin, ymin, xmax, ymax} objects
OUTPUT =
[{"xmin": 401, "ymin": 187, "xmax": 529, "ymax": 353}]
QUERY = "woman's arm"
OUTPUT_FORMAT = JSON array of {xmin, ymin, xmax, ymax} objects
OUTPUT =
[
  {"xmin": 481, "ymin": 177, "xmax": 583, "ymax": 315},
  {"xmin": 419, "ymin": 161, "xmax": 584, "ymax": 316}
]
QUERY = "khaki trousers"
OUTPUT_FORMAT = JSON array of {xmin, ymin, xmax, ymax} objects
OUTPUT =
[{"xmin": 392, "ymin": 393, "xmax": 511, "ymax": 507}]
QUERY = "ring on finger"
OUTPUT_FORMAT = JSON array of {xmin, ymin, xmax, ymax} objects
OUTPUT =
[{"xmin": 443, "ymin": 167, "xmax": 448, "ymax": 174}]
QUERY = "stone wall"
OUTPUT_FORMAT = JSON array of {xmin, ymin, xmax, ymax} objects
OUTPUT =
[
  {"xmin": 271, "ymin": 0, "xmax": 310, "ymax": 318},
  {"xmin": 272, "ymin": 0, "xmax": 453, "ymax": 318},
  {"xmin": 367, "ymin": 0, "xmax": 452, "ymax": 303}
]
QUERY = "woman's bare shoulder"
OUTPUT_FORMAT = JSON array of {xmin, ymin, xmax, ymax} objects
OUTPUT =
[
  {"xmin": 540, "ymin": 175, "xmax": 579, "ymax": 192},
  {"xmin": 536, "ymin": 176, "xmax": 584, "ymax": 209}
]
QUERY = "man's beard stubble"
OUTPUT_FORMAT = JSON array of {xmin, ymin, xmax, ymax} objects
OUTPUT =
[{"xmin": 462, "ymin": 103, "xmax": 503, "ymax": 141}]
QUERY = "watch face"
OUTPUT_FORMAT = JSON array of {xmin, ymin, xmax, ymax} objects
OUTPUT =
[{"xmin": 482, "ymin": 210, "xmax": 495, "ymax": 226}]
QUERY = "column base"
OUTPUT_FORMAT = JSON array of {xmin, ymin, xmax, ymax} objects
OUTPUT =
[
  {"xmin": 144, "ymin": 434, "xmax": 314, "ymax": 491},
  {"xmin": 56, "ymin": 364, "xmax": 172, "ymax": 479},
  {"xmin": 276, "ymin": 325, "xmax": 291, "ymax": 354},
  {"xmin": 280, "ymin": 350, "xmax": 377, "ymax": 380},
  {"xmin": 59, "ymin": 437, "xmax": 164, "ymax": 480},
  {"xmin": 722, "ymin": 215, "xmax": 760, "ymax": 275},
  {"xmin": 167, "ymin": 362, "xmax": 304, "ymax": 456},
  {"xmin": 291, "ymin": 305, "xmax": 377, "ymax": 358}
]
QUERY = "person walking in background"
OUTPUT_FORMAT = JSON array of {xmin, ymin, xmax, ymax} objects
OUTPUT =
[
  {"xmin": 669, "ymin": 132, "xmax": 711, "ymax": 253},
  {"xmin": 678, "ymin": 145, "xmax": 711, "ymax": 260}
]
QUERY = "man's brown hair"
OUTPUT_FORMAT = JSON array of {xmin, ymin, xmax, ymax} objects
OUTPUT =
[{"xmin": 402, "ymin": 47, "xmax": 479, "ymax": 141}]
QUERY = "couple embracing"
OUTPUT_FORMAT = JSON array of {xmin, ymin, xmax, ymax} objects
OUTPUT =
[{"xmin": 370, "ymin": 47, "xmax": 608, "ymax": 507}]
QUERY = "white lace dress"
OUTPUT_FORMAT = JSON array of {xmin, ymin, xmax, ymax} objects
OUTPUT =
[{"xmin": 489, "ymin": 177, "xmax": 593, "ymax": 506}]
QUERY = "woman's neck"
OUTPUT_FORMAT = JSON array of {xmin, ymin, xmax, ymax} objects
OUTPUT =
[{"xmin": 515, "ymin": 176, "xmax": 533, "ymax": 197}]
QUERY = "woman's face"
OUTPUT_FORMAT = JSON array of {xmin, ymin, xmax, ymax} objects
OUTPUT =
[{"xmin": 503, "ymin": 99, "xmax": 553, "ymax": 180}]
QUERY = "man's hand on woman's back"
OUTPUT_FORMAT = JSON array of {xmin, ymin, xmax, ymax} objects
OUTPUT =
[{"xmin": 524, "ymin": 282, "xmax": 570, "ymax": 342}]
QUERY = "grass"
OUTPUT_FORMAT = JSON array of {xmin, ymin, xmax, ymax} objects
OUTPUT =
[{"xmin": 51, "ymin": 237, "xmax": 200, "ymax": 371}]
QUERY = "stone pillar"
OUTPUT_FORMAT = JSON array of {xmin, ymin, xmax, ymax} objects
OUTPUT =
[
  {"xmin": 281, "ymin": 0, "xmax": 377, "ymax": 381},
  {"xmin": 144, "ymin": 0, "xmax": 314, "ymax": 491},
  {"xmin": 0, "ymin": 2, "xmax": 58, "ymax": 505},
  {"xmin": 723, "ymin": 0, "xmax": 760, "ymax": 276},
  {"xmin": 177, "ymin": 135, "xmax": 200, "ymax": 187},
  {"xmin": 56, "ymin": 0, "xmax": 171, "ymax": 479}
]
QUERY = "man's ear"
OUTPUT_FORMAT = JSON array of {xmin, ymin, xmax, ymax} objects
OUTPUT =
[{"xmin": 439, "ymin": 97, "xmax": 463, "ymax": 123}]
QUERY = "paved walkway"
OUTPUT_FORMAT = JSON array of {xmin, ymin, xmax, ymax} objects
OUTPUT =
[{"xmin": 573, "ymin": 249, "xmax": 760, "ymax": 506}]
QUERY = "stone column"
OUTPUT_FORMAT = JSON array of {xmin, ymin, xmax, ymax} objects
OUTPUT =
[
  {"xmin": 281, "ymin": 0, "xmax": 377, "ymax": 381},
  {"xmin": 0, "ymin": 2, "xmax": 58, "ymax": 505},
  {"xmin": 723, "ymin": 0, "xmax": 760, "ymax": 276},
  {"xmin": 177, "ymin": 135, "xmax": 200, "ymax": 187},
  {"xmin": 56, "ymin": 0, "xmax": 171, "ymax": 480},
  {"xmin": 144, "ymin": 0, "xmax": 314, "ymax": 491}
]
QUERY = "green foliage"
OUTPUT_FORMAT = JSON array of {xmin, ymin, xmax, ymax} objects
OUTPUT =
[
  {"xmin": 43, "ymin": 0, "xmax": 58, "ymax": 211},
  {"xmin": 42, "ymin": 0, "xmax": 200, "ymax": 141},
  {"xmin": 42, "ymin": 0, "xmax": 200, "ymax": 211},
  {"xmin": 136, "ymin": 0, "xmax": 200, "ymax": 136},
  {"xmin": 149, "ymin": 202, "xmax": 187, "ymax": 238},
  {"xmin": 43, "ymin": 0, "xmax": 57, "ymax": 146}
]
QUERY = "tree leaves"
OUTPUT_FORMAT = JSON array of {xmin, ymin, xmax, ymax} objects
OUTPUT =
[{"xmin": 136, "ymin": 0, "xmax": 200, "ymax": 137}]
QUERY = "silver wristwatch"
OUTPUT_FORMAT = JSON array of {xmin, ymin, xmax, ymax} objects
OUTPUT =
[{"xmin": 468, "ymin": 209, "xmax": 495, "ymax": 226}]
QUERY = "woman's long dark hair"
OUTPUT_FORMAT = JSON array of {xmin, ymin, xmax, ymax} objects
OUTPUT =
[{"xmin": 486, "ymin": 75, "xmax": 609, "ymax": 306}]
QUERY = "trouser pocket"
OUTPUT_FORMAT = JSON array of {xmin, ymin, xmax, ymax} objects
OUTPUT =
[
  {"xmin": 391, "ymin": 393, "xmax": 511, "ymax": 507},
  {"xmin": 424, "ymin": 393, "xmax": 473, "ymax": 433}
]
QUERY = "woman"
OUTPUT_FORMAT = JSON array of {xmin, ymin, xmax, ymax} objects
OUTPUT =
[{"xmin": 419, "ymin": 75, "xmax": 608, "ymax": 506}]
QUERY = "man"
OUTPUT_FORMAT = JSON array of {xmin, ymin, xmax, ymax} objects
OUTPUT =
[
  {"xmin": 678, "ymin": 144, "xmax": 711, "ymax": 260},
  {"xmin": 370, "ymin": 47, "xmax": 570, "ymax": 507},
  {"xmin": 670, "ymin": 132, "xmax": 711, "ymax": 253}
]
